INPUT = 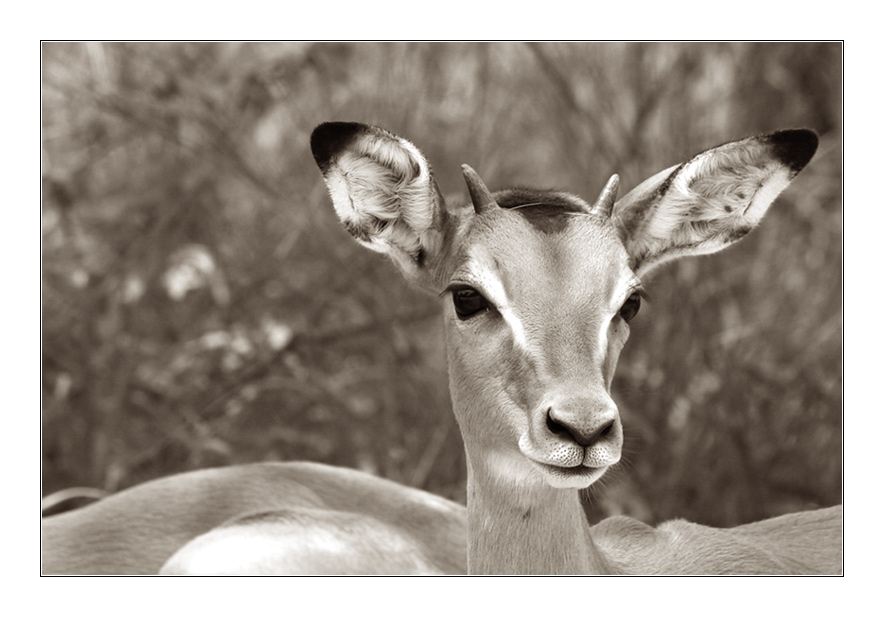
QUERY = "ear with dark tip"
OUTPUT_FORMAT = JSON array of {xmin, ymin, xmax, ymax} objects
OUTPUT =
[
  {"xmin": 461, "ymin": 164, "xmax": 498, "ymax": 214},
  {"xmin": 309, "ymin": 122, "xmax": 449, "ymax": 290},
  {"xmin": 766, "ymin": 128, "xmax": 819, "ymax": 173},
  {"xmin": 611, "ymin": 128, "xmax": 819, "ymax": 277},
  {"xmin": 310, "ymin": 121, "xmax": 365, "ymax": 173}
]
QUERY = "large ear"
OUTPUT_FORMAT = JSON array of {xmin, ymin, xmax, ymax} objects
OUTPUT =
[
  {"xmin": 310, "ymin": 122, "xmax": 447, "ymax": 287},
  {"xmin": 612, "ymin": 129, "xmax": 818, "ymax": 277}
]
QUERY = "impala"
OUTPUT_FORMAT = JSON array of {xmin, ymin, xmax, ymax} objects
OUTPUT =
[
  {"xmin": 41, "ymin": 461, "xmax": 466, "ymax": 575},
  {"xmin": 42, "ymin": 122, "xmax": 841, "ymax": 575},
  {"xmin": 301, "ymin": 121, "xmax": 840, "ymax": 575}
]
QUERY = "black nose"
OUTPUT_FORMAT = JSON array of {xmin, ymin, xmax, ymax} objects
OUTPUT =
[{"xmin": 546, "ymin": 408, "xmax": 617, "ymax": 448}]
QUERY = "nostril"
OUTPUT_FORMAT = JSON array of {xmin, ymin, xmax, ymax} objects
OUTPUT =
[
  {"xmin": 546, "ymin": 409, "xmax": 567, "ymax": 435},
  {"xmin": 598, "ymin": 420, "xmax": 614, "ymax": 439}
]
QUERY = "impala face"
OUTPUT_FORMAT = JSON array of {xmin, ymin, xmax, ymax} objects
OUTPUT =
[
  {"xmin": 441, "ymin": 196, "xmax": 637, "ymax": 489},
  {"xmin": 311, "ymin": 121, "xmax": 818, "ymax": 495}
]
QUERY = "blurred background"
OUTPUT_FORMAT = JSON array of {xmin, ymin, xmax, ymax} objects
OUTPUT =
[{"xmin": 41, "ymin": 42, "xmax": 841, "ymax": 527}]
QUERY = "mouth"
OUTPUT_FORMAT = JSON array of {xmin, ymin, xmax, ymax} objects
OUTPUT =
[
  {"xmin": 529, "ymin": 460, "xmax": 609, "ymax": 489},
  {"xmin": 517, "ymin": 422, "xmax": 621, "ymax": 489}
]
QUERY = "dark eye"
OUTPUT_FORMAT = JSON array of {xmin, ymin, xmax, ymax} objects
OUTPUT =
[
  {"xmin": 619, "ymin": 292, "xmax": 641, "ymax": 323},
  {"xmin": 451, "ymin": 286, "xmax": 488, "ymax": 320}
]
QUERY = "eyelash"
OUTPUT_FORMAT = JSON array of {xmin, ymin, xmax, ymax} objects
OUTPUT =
[
  {"xmin": 618, "ymin": 292, "xmax": 641, "ymax": 322},
  {"xmin": 450, "ymin": 286, "xmax": 489, "ymax": 320},
  {"xmin": 619, "ymin": 287, "xmax": 649, "ymax": 323}
]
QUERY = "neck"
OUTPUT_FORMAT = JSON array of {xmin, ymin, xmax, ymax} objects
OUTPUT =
[{"xmin": 463, "ymin": 453, "xmax": 616, "ymax": 575}]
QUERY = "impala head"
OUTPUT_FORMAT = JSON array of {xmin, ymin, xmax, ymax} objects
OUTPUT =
[{"xmin": 311, "ymin": 122, "xmax": 817, "ymax": 492}]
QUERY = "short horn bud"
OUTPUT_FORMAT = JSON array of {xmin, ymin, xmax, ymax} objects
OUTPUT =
[
  {"xmin": 462, "ymin": 164, "xmax": 498, "ymax": 214},
  {"xmin": 590, "ymin": 174, "xmax": 620, "ymax": 218}
]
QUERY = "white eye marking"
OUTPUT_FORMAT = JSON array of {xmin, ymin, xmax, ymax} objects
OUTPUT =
[
  {"xmin": 457, "ymin": 256, "xmax": 528, "ymax": 352},
  {"xmin": 597, "ymin": 313, "xmax": 608, "ymax": 351},
  {"xmin": 501, "ymin": 305, "xmax": 528, "ymax": 352}
]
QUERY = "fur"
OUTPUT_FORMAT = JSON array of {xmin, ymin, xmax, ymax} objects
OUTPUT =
[
  {"xmin": 311, "ymin": 122, "xmax": 838, "ymax": 575},
  {"xmin": 613, "ymin": 130, "xmax": 818, "ymax": 276}
]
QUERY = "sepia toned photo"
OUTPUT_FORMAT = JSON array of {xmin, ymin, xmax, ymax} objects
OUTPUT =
[{"xmin": 41, "ymin": 42, "xmax": 842, "ymax": 576}]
